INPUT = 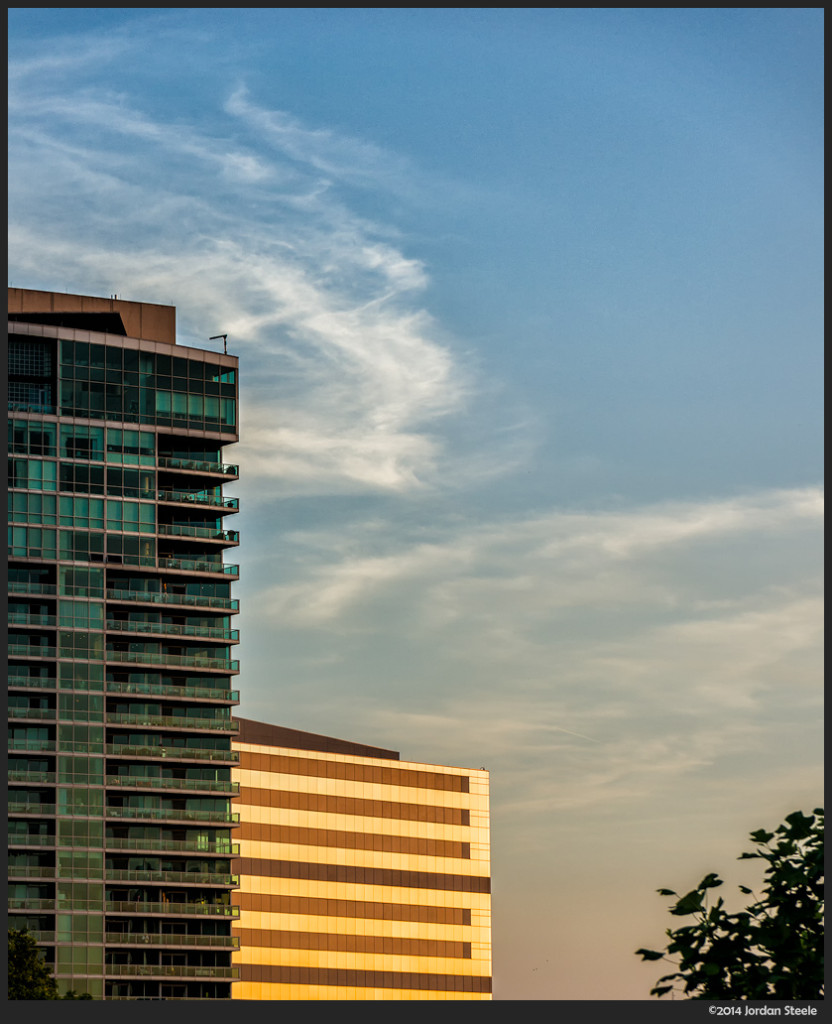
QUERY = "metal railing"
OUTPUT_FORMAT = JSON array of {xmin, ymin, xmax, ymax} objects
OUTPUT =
[
  {"xmin": 157, "ymin": 557, "xmax": 239, "ymax": 576},
  {"xmin": 7, "ymin": 707, "xmax": 57, "ymax": 721},
  {"xmin": 8, "ymin": 802, "xmax": 57, "ymax": 815},
  {"xmin": 8, "ymin": 834, "xmax": 56, "ymax": 848},
  {"xmin": 8, "ymin": 865, "xmax": 55, "ymax": 879},
  {"xmin": 8, "ymin": 739, "xmax": 56, "ymax": 753},
  {"xmin": 9, "ymin": 770, "xmax": 55, "ymax": 785}
]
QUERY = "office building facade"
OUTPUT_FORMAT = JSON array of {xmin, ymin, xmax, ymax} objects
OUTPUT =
[
  {"xmin": 8, "ymin": 289, "xmax": 242, "ymax": 999},
  {"xmin": 230, "ymin": 718, "xmax": 492, "ymax": 1000}
]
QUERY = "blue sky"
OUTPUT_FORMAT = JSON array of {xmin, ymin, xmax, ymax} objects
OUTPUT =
[{"xmin": 8, "ymin": 8, "xmax": 823, "ymax": 1000}]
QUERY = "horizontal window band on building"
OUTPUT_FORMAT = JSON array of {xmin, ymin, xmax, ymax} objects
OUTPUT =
[
  {"xmin": 234, "ymin": 929, "xmax": 471, "ymax": 959},
  {"xmin": 237, "ymin": 788, "xmax": 469, "ymax": 826},
  {"xmin": 239, "ymin": 753, "xmax": 469, "ymax": 793},
  {"xmin": 236, "ymin": 822, "xmax": 469, "ymax": 860},
  {"xmin": 236, "ymin": 858, "xmax": 491, "ymax": 894},
  {"xmin": 237, "ymin": 965, "xmax": 492, "ymax": 993},
  {"xmin": 234, "ymin": 893, "xmax": 470, "ymax": 925}
]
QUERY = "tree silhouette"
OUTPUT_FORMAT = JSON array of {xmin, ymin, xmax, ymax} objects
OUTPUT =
[{"xmin": 636, "ymin": 808, "xmax": 824, "ymax": 999}]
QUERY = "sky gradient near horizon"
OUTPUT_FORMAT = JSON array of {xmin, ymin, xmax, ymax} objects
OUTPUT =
[{"xmin": 8, "ymin": 8, "xmax": 823, "ymax": 1000}]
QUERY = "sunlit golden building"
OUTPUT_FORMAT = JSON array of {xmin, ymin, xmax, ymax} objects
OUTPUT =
[{"xmin": 230, "ymin": 718, "xmax": 492, "ymax": 1000}]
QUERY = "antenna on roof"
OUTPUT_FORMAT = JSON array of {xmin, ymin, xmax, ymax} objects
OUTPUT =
[{"xmin": 209, "ymin": 334, "xmax": 228, "ymax": 355}]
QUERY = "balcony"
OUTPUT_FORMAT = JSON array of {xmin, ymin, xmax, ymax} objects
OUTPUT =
[
  {"xmin": 8, "ymin": 644, "xmax": 57, "ymax": 659},
  {"xmin": 7, "ymin": 675, "xmax": 57, "ymax": 690},
  {"xmin": 8, "ymin": 770, "xmax": 56, "ymax": 785},
  {"xmin": 106, "ymin": 680, "xmax": 239, "ymax": 704},
  {"xmin": 106, "ymin": 589, "xmax": 239, "ymax": 612},
  {"xmin": 106, "ymin": 744, "xmax": 238, "ymax": 764},
  {"xmin": 106, "ymin": 775, "xmax": 239, "ymax": 795},
  {"xmin": 8, "ymin": 865, "xmax": 55, "ymax": 879},
  {"xmin": 157, "ymin": 525, "xmax": 239, "ymax": 545},
  {"xmin": 8, "ymin": 738, "xmax": 56, "ymax": 753},
  {"xmin": 105, "ymin": 870, "xmax": 239, "ymax": 887},
  {"xmin": 157, "ymin": 491, "xmax": 239, "ymax": 512},
  {"xmin": 106, "ymin": 712, "xmax": 238, "ymax": 732},
  {"xmin": 8, "ymin": 613, "xmax": 57, "ymax": 627},
  {"xmin": 156, "ymin": 457, "xmax": 238, "ymax": 478},
  {"xmin": 8, "ymin": 834, "xmax": 56, "ymax": 848},
  {"xmin": 8, "ymin": 801, "xmax": 56, "ymax": 815},
  {"xmin": 105, "ymin": 808, "xmax": 240, "ymax": 825},
  {"xmin": 104, "ymin": 965, "xmax": 240, "ymax": 979},
  {"xmin": 8, "ymin": 898, "xmax": 56, "ymax": 912},
  {"xmin": 105, "ymin": 651, "xmax": 239, "ymax": 673},
  {"xmin": 105, "ymin": 838, "xmax": 238, "ymax": 857},
  {"xmin": 157, "ymin": 557, "xmax": 239, "ymax": 577},
  {"xmin": 7, "ymin": 707, "xmax": 57, "ymax": 722},
  {"xmin": 105, "ymin": 933, "xmax": 239, "ymax": 949},
  {"xmin": 105, "ymin": 901, "xmax": 240, "ymax": 918},
  {"xmin": 106, "ymin": 620, "xmax": 239, "ymax": 642}
]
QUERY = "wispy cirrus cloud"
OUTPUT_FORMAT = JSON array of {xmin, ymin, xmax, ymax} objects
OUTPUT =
[{"xmin": 8, "ymin": 42, "xmax": 480, "ymax": 496}]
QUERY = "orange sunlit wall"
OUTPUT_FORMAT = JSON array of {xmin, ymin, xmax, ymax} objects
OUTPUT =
[{"xmin": 230, "ymin": 718, "xmax": 492, "ymax": 1000}]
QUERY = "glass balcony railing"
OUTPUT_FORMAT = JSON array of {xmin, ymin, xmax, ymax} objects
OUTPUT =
[
  {"xmin": 156, "ymin": 457, "xmax": 239, "ymax": 477},
  {"xmin": 106, "ymin": 589, "xmax": 239, "ymax": 611},
  {"xmin": 106, "ymin": 775, "xmax": 239, "ymax": 795},
  {"xmin": 105, "ymin": 652, "xmax": 239, "ymax": 672},
  {"xmin": 7, "ymin": 613, "xmax": 57, "ymax": 627},
  {"xmin": 8, "ymin": 834, "xmax": 56, "ymax": 848},
  {"xmin": 157, "ymin": 491, "xmax": 238, "ymax": 511},
  {"xmin": 7, "ymin": 707, "xmax": 57, "ymax": 721},
  {"xmin": 105, "ymin": 870, "xmax": 239, "ymax": 887},
  {"xmin": 7, "ymin": 739, "xmax": 56, "ymax": 753},
  {"xmin": 7, "ymin": 676, "xmax": 58, "ymax": 690},
  {"xmin": 8, "ymin": 865, "xmax": 55, "ymax": 879},
  {"xmin": 106, "ymin": 680, "xmax": 239, "ymax": 703},
  {"xmin": 157, "ymin": 525, "xmax": 239, "ymax": 544},
  {"xmin": 157, "ymin": 557, "xmax": 239, "ymax": 576},
  {"xmin": 8, "ymin": 801, "xmax": 57, "ymax": 815},
  {"xmin": 105, "ymin": 807, "xmax": 240, "ymax": 825},
  {"xmin": 105, "ymin": 901, "xmax": 239, "ymax": 919},
  {"xmin": 8, "ymin": 898, "xmax": 55, "ymax": 911},
  {"xmin": 106, "ymin": 620, "xmax": 239, "ymax": 642},
  {"xmin": 105, "ymin": 838, "xmax": 238, "ymax": 856},
  {"xmin": 105, "ymin": 933, "xmax": 239, "ymax": 949},
  {"xmin": 8, "ymin": 770, "xmax": 55, "ymax": 785},
  {"xmin": 8, "ymin": 645, "xmax": 56, "ymax": 659},
  {"xmin": 106, "ymin": 712, "xmax": 238, "ymax": 732},
  {"xmin": 104, "ymin": 964, "xmax": 240, "ymax": 979},
  {"xmin": 105, "ymin": 744, "xmax": 238, "ymax": 763}
]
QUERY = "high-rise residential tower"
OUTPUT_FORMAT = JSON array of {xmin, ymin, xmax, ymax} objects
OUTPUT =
[{"xmin": 8, "ymin": 289, "xmax": 242, "ymax": 999}]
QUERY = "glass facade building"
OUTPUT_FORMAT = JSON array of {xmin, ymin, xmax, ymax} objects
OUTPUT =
[
  {"xmin": 230, "ymin": 719, "xmax": 492, "ymax": 1000},
  {"xmin": 8, "ymin": 289, "xmax": 241, "ymax": 999}
]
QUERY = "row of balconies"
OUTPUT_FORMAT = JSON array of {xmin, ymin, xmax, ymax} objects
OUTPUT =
[
  {"xmin": 8, "ymin": 709, "xmax": 238, "ymax": 729},
  {"xmin": 8, "ymin": 740, "xmax": 238, "ymax": 761},
  {"xmin": 9, "ymin": 931, "xmax": 240, "ymax": 949},
  {"xmin": 9, "ymin": 836, "xmax": 239, "ymax": 856},
  {"xmin": 9, "ymin": 582, "xmax": 240, "ymax": 613},
  {"xmin": 9, "ymin": 803, "xmax": 240, "ymax": 825},
  {"xmin": 8, "ymin": 647, "xmax": 240, "ymax": 671},
  {"xmin": 9, "ymin": 773, "xmax": 239, "ymax": 794},
  {"xmin": 9, "ymin": 899, "xmax": 239, "ymax": 917},
  {"xmin": 8, "ymin": 867, "xmax": 239, "ymax": 886}
]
